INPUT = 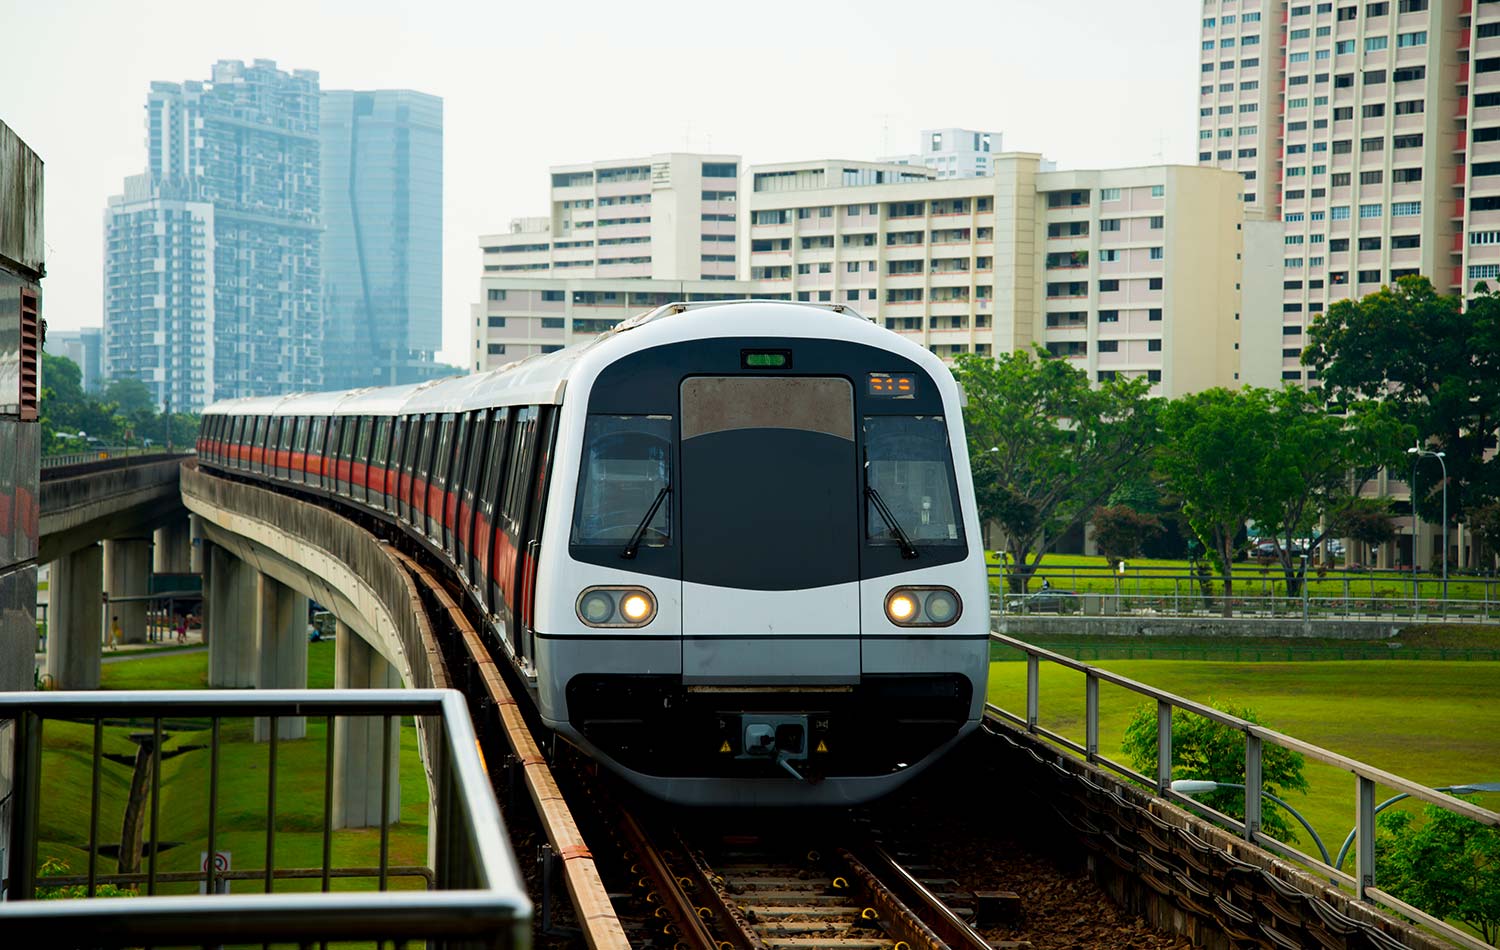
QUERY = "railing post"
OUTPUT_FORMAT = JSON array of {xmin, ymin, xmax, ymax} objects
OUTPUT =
[
  {"xmin": 1244, "ymin": 732, "xmax": 1263, "ymax": 842},
  {"xmin": 1156, "ymin": 700, "xmax": 1173, "ymax": 795},
  {"xmin": 1085, "ymin": 674, "xmax": 1099, "ymax": 763},
  {"xmin": 7, "ymin": 711, "xmax": 42, "ymax": 901},
  {"xmin": 1025, "ymin": 654, "xmax": 1040, "ymax": 732},
  {"xmin": 1357, "ymin": 775, "xmax": 1376, "ymax": 900}
]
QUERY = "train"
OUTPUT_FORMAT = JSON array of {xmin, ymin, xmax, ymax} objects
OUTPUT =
[{"xmin": 198, "ymin": 300, "xmax": 990, "ymax": 805}]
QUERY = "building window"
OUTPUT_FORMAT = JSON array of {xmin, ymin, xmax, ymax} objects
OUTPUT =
[
  {"xmin": 1149, "ymin": 308, "xmax": 1162, "ymax": 321},
  {"xmin": 1359, "ymin": 203, "xmax": 1383, "ymax": 218},
  {"xmin": 1148, "ymin": 339, "xmax": 1162, "ymax": 352},
  {"xmin": 1149, "ymin": 216, "xmax": 1164, "ymax": 229},
  {"xmin": 487, "ymin": 316, "xmax": 505, "ymax": 328},
  {"xmin": 1101, "ymin": 187, "xmax": 1122, "ymax": 201},
  {"xmin": 487, "ymin": 289, "xmax": 506, "ymax": 301},
  {"xmin": 487, "ymin": 343, "xmax": 505, "ymax": 355},
  {"xmin": 1098, "ymin": 340, "xmax": 1119, "ymax": 353},
  {"xmin": 1149, "ymin": 247, "xmax": 1164, "ymax": 260},
  {"xmin": 541, "ymin": 317, "xmax": 564, "ymax": 329},
  {"xmin": 1150, "ymin": 185, "xmax": 1165, "ymax": 197},
  {"xmin": 1149, "ymin": 277, "xmax": 1163, "ymax": 290}
]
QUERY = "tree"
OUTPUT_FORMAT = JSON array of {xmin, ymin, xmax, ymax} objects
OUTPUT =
[
  {"xmin": 1250, "ymin": 387, "xmax": 1412, "ymax": 594},
  {"xmin": 952, "ymin": 349, "xmax": 1157, "ymax": 592},
  {"xmin": 1122, "ymin": 700, "xmax": 1310, "ymax": 845},
  {"xmin": 1303, "ymin": 276, "xmax": 1500, "ymax": 532},
  {"xmin": 1092, "ymin": 505, "xmax": 1162, "ymax": 567},
  {"xmin": 1327, "ymin": 498, "xmax": 1398, "ymax": 565},
  {"xmin": 1156, "ymin": 388, "xmax": 1274, "ymax": 614},
  {"xmin": 1377, "ymin": 799, "xmax": 1500, "ymax": 945},
  {"xmin": 1469, "ymin": 503, "xmax": 1500, "ymax": 570},
  {"xmin": 104, "ymin": 377, "xmax": 155, "ymax": 417}
]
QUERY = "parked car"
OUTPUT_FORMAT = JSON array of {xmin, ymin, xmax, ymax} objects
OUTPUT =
[
  {"xmin": 1252, "ymin": 541, "xmax": 1305, "ymax": 563},
  {"xmin": 1005, "ymin": 589, "xmax": 1080, "ymax": 614}
]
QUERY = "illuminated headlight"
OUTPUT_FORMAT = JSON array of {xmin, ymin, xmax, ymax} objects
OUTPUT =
[
  {"xmin": 885, "ymin": 586, "xmax": 962, "ymax": 627},
  {"xmin": 576, "ymin": 587, "xmax": 657, "ymax": 628}
]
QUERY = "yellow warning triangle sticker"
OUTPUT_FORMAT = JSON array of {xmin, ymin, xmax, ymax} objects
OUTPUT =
[
  {"xmin": 815, "ymin": 740, "xmax": 829, "ymax": 753},
  {"xmin": 719, "ymin": 740, "xmax": 732, "ymax": 753}
]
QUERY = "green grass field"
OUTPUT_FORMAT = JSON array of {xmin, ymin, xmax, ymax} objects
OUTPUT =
[
  {"xmin": 986, "ymin": 654, "xmax": 1500, "ymax": 872},
  {"xmin": 1002, "ymin": 625, "xmax": 1500, "ymax": 663},
  {"xmin": 38, "ymin": 643, "xmax": 428, "ymax": 896},
  {"xmin": 990, "ymin": 551, "xmax": 1500, "ymax": 603}
]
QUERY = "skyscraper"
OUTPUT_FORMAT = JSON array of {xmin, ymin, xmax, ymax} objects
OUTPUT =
[
  {"xmin": 105, "ymin": 59, "xmax": 322, "ymax": 408},
  {"xmin": 320, "ymin": 89, "xmax": 444, "ymax": 390},
  {"xmin": 1196, "ymin": 0, "xmax": 1479, "ymax": 385}
]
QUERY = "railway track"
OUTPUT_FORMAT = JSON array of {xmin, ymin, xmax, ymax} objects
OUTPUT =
[{"xmin": 396, "ymin": 543, "xmax": 1013, "ymax": 950}]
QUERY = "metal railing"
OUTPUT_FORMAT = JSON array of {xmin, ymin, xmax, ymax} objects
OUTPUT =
[
  {"xmin": 990, "ymin": 566, "xmax": 1500, "ymax": 623},
  {"xmin": 987, "ymin": 632, "xmax": 1500, "ymax": 950},
  {"xmin": 0, "ymin": 689, "xmax": 530, "ymax": 948}
]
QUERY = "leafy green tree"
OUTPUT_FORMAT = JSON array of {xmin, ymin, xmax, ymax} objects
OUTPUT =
[
  {"xmin": 1326, "ymin": 498, "xmax": 1398, "ymax": 564},
  {"xmin": 952, "ymin": 349, "xmax": 1158, "ymax": 592},
  {"xmin": 1303, "ymin": 276, "xmax": 1500, "ymax": 532},
  {"xmin": 1123, "ymin": 700, "xmax": 1309, "ymax": 844},
  {"xmin": 1377, "ymin": 799, "xmax": 1500, "ymax": 944},
  {"xmin": 1092, "ymin": 505, "xmax": 1162, "ymax": 568},
  {"xmin": 1250, "ymin": 387, "xmax": 1412, "ymax": 594},
  {"xmin": 1156, "ymin": 388, "xmax": 1274, "ymax": 614},
  {"xmin": 104, "ymin": 377, "xmax": 155, "ymax": 417}
]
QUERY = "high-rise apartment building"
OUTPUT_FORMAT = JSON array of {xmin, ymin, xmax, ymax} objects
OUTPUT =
[
  {"xmin": 103, "ymin": 176, "xmax": 216, "ymax": 410},
  {"xmin": 881, "ymin": 128, "xmax": 1004, "ymax": 179},
  {"xmin": 474, "ymin": 152, "xmax": 1266, "ymax": 396},
  {"xmin": 743, "ymin": 154, "xmax": 1256, "ymax": 395},
  {"xmin": 105, "ymin": 59, "xmax": 321, "ymax": 408},
  {"xmin": 1197, "ymin": 4, "xmax": 1284, "ymax": 220},
  {"xmin": 1197, "ymin": 0, "xmax": 1500, "ymax": 385},
  {"xmin": 321, "ymin": 89, "xmax": 444, "ymax": 391},
  {"xmin": 480, "ymin": 153, "xmax": 743, "ymax": 282}
]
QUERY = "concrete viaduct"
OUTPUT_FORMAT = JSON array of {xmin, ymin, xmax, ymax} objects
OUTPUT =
[{"xmin": 38, "ymin": 455, "xmax": 435, "ymax": 827}]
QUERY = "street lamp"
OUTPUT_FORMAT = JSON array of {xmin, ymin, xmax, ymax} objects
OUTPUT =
[
  {"xmin": 1171, "ymin": 779, "xmax": 1333, "ymax": 866},
  {"xmin": 1407, "ymin": 446, "xmax": 1448, "ymax": 601}
]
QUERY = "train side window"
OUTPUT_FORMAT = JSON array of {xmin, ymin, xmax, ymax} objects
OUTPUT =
[
  {"xmin": 433, "ymin": 414, "xmax": 455, "ymax": 493},
  {"xmin": 232, "ymin": 416, "xmax": 245, "ymax": 462},
  {"xmin": 327, "ymin": 417, "xmax": 343, "ymax": 468},
  {"xmin": 571, "ymin": 415, "xmax": 672, "ymax": 545},
  {"xmin": 308, "ymin": 416, "xmax": 326, "ymax": 481},
  {"xmin": 373, "ymin": 417, "xmax": 391, "ymax": 470},
  {"xmin": 417, "ymin": 414, "xmax": 437, "ymax": 483},
  {"xmin": 461, "ymin": 411, "xmax": 488, "ymax": 506},
  {"xmin": 500, "ymin": 407, "xmax": 538, "ymax": 536},
  {"xmin": 356, "ymin": 416, "xmax": 374, "ymax": 464},
  {"xmin": 478, "ymin": 408, "xmax": 510, "ymax": 518},
  {"xmin": 279, "ymin": 416, "xmax": 294, "ymax": 453},
  {"xmin": 252, "ymin": 417, "xmax": 267, "ymax": 468}
]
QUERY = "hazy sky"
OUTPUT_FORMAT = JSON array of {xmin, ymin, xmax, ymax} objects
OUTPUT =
[{"xmin": 3, "ymin": 0, "xmax": 1200, "ymax": 368}]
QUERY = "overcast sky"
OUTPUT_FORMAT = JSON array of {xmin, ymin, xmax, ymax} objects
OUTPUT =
[{"xmin": 3, "ymin": 0, "xmax": 1200, "ymax": 368}]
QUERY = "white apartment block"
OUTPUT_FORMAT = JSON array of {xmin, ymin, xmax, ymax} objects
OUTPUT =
[
  {"xmin": 1198, "ymin": 2, "xmax": 1285, "ymax": 220},
  {"xmin": 743, "ymin": 153, "xmax": 1261, "ymax": 396},
  {"xmin": 880, "ymin": 128, "xmax": 1004, "ymax": 179},
  {"xmin": 479, "ymin": 153, "xmax": 742, "ymax": 283},
  {"xmin": 1199, "ymin": 0, "xmax": 1500, "ymax": 385}
]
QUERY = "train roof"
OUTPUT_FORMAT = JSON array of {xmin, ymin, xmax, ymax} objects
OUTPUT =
[{"xmin": 203, "ymin": 300, "xmax": 938, "ymax": 419}]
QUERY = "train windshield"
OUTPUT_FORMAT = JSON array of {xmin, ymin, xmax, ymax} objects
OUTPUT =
[
  {"xmin": 571, "ymin": 414, "xmax": 672, "ymax": 546},
  {"xmin": 863, "ymin": 415, "xmax": 964, "ymax": 546}
]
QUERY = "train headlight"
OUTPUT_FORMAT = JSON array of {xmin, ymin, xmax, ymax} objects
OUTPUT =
[
  {"xmin": 576, "ymin": 586, "xmax": 657, "ymax": 628},
  {"xmin": 924, "ymin": 589, "xmax": 960, "ymax": 625},
  {"xmin": 579, "ymin": 590, "xmax": 615, "ymax": 625},
  {"xmin": 885, "ymin": 591, "xmax": 918, "ymax": 623},
  {"xmin": 884, "ymin": 586, "xmax": 962, "ymax": 627},
  {"xmin": 621, "ymin": 592, "xmax": 654, "ymax": 622}
]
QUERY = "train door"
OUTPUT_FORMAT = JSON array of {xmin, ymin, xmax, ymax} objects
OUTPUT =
[
  {"xmin": 677, "ymin": 377, "xmax": 862, "ymax": 682},
  {"xmin": 444, "ymin": 413, "xmax": 469, "ymax": 560},
  {"xmin": 307, "ymin": 416, "xmax": 327, "ymax": 491},
  {"xmin": 386, "ymin": 417, "xmax": 406, "ymax": 515},
  {"xmin": 475, "ymin": 408, "xmax": 511, "ymax": 614},
  {"xmin": 428, "ymin": 414, "xmax": 454, "ymax": 546},
  {"xmin": 457, "ymin": 411, "xmax": 490, "ymax": 585},
  {"xmin": 351, "ymin": 417, "xmax": 372, "ymax": 505},
  {"xmin": 252, "ymin": 417, "xmax": 269, "ymax": 476},
  {"xmin": 371, "ymin": 418, "xmax": 392, "ymax": 512},
  {"xmin": 514, "ymin": 407, "xmax": 558, "ymax": 661},
  {"xmin": 413, "ymin": 414, "xmax": 437, "ymax": 536},
  {"xmin": 492, "ymin": 406, "xmax": 537, "ymax": 656},
  {"xmin": 275, "ymin": 417, "xmax": 292, "ymax": 479},
  {"xmin": 290, "ymin": 417, "xmax": 307, "ymax": 484}
]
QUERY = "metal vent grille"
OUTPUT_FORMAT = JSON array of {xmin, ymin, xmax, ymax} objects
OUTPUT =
[{"xmin": 19, "ymin": 287, "xmax": 40, "ymax": 421}]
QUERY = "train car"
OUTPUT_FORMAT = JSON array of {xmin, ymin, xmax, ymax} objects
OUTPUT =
[{"xmin": 200, "ymin": 300, "xmax": 990, "ymax": 805}]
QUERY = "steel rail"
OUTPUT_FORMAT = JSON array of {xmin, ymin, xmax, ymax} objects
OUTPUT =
[
  {"xmin": 390, "ymin": 547, "xmax": 631, "ymax": 950},
  {"xmin": 861, "ymin": 845, "xmax": 993, "ymax": 950}
]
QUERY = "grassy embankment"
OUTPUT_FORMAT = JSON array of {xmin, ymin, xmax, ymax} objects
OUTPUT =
[
  {"xmin": 987, "ymin": 655, "xmax": 1500, "ymax": 871},
  {"xmin": 36, "ymin": 642, "xmax": 430, "ymax": 895}
]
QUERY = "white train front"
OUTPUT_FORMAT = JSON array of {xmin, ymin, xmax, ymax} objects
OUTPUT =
[{"xmin": 200, "ymin": 300, "xmax": 991, "ymax": 805}]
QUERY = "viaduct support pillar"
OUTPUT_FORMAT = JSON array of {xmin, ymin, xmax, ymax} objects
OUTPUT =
[
  {"xmin": 188, "ymin": 515, "xmax": 205, "ymax": 574},
  {"xmin": 332, "ymin": 621, "xmax": 401, "ymax": 829},
  {"xmin": 104, "ymin": 538, "xmax": 151, "ymax": 645},
  {"xmin": 206, "ymin": 548, "xmax": 256, "ymax": 688},
  {"xmin": 254, "ymin": 577, "xmax": 308, "ymax": 742},
  {"xmin": 46, "ymin": 543, "xmax": 103, "ymax": 690},
  {"xmin": 152, "ymin": 519, "xmax": 192, "ymax": 575}
]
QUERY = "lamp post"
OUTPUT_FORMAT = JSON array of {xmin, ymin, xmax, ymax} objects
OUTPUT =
[
  {"xmin": 1172, "ymin": 779, "xmax": 1333, "ymax": 865},
  {"xmin": 1331, "ymin": 782, "xmax": 1500, "ymax": 873},
  {"xmin": 1407, "ymin": 446, "xmax": 1448, "ymax": 602}
]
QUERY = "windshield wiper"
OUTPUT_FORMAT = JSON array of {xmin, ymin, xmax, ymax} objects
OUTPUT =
[
  {"xmin": 866, "ymin": 485, "xmax": 919, "ymax": 559},
  {"xmin": 621, "ymin": 485, "xmax": 670, "ymax": 559}
]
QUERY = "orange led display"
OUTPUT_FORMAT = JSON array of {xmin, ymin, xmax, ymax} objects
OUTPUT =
[{"xmin": 867, "ymin": 373, "xmax": 917, "ymax": 397}]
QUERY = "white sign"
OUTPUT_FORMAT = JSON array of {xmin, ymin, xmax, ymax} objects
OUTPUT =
[{"xmin": 199, "ymin": 850, "xmax": 231, "ymax": 894}]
